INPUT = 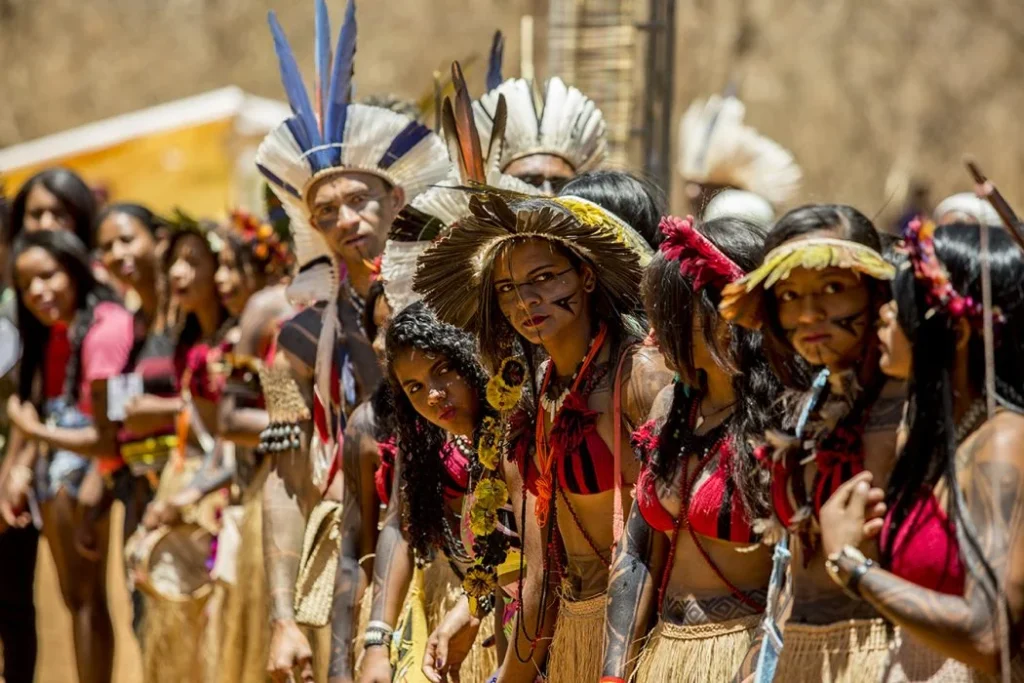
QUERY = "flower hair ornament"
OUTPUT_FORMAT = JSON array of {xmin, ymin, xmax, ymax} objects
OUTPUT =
[
  {"xmin": 224, "ymin": 209, "xmax": 295, "ymax": 278},
  {"xmin": 659, "ymin": 214, "xmax": 745, "ymax": 291},
  {"xmin": 902, "ymin": 217, "xmax": 1004, "ymax": 326}
]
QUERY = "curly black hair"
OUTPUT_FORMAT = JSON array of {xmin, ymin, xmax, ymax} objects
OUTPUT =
[
  {"xmin": 384, "ymin": 301, "xmax": 493, "ymax": 561},
  {"xmin": 643, "ymin": 216, "xmax": 784, "ymax": 520}
]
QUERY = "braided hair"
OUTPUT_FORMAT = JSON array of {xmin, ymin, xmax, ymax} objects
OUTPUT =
[{"xmin": 384, "ymin": 301, "xmax": 492, "ymax": 561}]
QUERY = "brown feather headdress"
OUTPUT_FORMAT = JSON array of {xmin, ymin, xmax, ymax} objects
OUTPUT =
[{"xmin": 413, "ymin": 191, "xmax": 646, "ymax": 335}]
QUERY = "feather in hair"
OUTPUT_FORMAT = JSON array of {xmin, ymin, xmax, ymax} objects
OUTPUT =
[
  {"xmin": 450, "ymin": 62, "xmax": 486, "ymax": 182},
  {"xmin": 268, "ymin": 11, "xmax": 328, "ymax": 170},
  {"xmin": 658, "ymin": 214, "xmax": 744, "ymax": 291},
  {"xmin": 313, "ymin": 0, "xmax": 331, "ymax": 135},
  {"xmin": 324, "ymin": 0, "xmax": 357, "ymax": 165},
  {"xmin": 487, "ymin": 31, "xmax": 504, "ymax": 92}
]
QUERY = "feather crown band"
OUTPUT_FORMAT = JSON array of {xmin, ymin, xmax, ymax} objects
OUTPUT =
[
  {"xmin": 679, "ymin": 92, "xmax": 801, "ymax": 205},
  {"xmin": 473, "ymin": 77, "xmax": 607, "ymax": 173},
  {"xmin": 413, "ymin": 191, "xmax": 644, "ymax": 331},
  {"xmin": 659, "ymin": 214, "xmax": 744, "ymax": 291},
  {"xmin": 901, "ymin": 217, "xmax": 1003, "ymax": 325},
  {"xmin": 255, "ymin": 0, "xmax": 450, "ymax": 208},
  {"xmin": 719, "ymin": 236, "xmax": 895, "ymax": 329}
]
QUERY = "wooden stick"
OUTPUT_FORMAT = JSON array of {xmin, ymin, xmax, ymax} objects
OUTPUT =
[{"xmin": 964, "ymin": 157, "xmax": 1024, "ymax": 252}]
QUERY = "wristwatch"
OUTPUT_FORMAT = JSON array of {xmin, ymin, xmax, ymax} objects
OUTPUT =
[{"xmin": 824, "ymin": 544, "xmax": 874, "ymax": 599}]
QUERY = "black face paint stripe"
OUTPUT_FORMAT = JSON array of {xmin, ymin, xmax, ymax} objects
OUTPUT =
[
  {"xmin": 552, "ymin": 294, "xmax": 577, "ymax": 314},
  {"xmin": 830, "ymin": 309, "xmax": 869, "ymax": 337}
]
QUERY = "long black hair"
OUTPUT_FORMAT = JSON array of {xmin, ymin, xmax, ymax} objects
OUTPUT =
[
  {"xmin": 95, "ymin": 202, "xmax": 162, "ymax": 238},
  {"xmin": 759, "ymin": 204, "xmax": 892, "ymax": 389},
  {"xmin": 561, "ymin": 170, "xmax": 667, "ymax": 249},
  {"xmin": 12, "ymin": 230, "xmax": 121, "ymax": 406},
  {"xmin": 163, "ymin": 227, "xmax": 231, "ymax": 359},
  {"xmin": 882, "ymin": 224, "xmax": 1024, "ymax": 580},
  {"xmin": 643, "ymin": 216, "xmax": 783, "ymax": 519},
  {"xmin": 9, "ymin": 168, "xmax": 97, "ymax": 249},
  {"xmin": 384, "ymin": 301, "xmax": 492, "ymax": 560}
]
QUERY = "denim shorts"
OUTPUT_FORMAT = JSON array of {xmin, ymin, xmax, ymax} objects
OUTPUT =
[{"xmin": 35, "ymin": 398, "xmax": 92, "ymax": 500}]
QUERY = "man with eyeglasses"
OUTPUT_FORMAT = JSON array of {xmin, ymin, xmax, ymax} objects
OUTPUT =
[{"xmin": 253, "ymin": 2, "xmax": 451, "ymax": 680}]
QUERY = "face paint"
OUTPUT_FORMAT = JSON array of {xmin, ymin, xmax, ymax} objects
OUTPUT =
[
  {"xmin": 774, "ymin": 265, "xmax": 874, "ymax": 372},
  {"xmin": 492, "ymin": 240, "xmax": 589, "ymax": 346}
]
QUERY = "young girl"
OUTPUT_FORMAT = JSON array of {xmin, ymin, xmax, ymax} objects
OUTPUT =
[
  {"xmin": 820, "ymin": 221, "xmax": 1024, "ymax": 680},
  {"xmin": 5, "ymin": 229, "xmax": 135, "ymax": 683},
  {"xmin": 602, "ymin": 215, "xmax": 784, "ymax": 682},
  {"xmin": 362, "ymin": 302, "xmax": 514, "ymax": 683},
  {"xmin": 719, "ymin": 204, "xmax": 902, "ymax": 682}
]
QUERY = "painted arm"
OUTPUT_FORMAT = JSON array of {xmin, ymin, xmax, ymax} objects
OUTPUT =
[
  {"xmin": 360, "ymin": 454, "xmax": 414, "ymax": 682},
  {"xmin": 621, "ymin": 345, "xmax": 674, "ymax": 434},
  {"xmin": 329, "ymin": 402, "xmax": 381, "ymax": 683},
  {"xmin": 496, "ymin": 457, "xmax": 558, "ymax": 683},
  {"xmin": 824, "ymin": 416, "xmax": 1024, "ymax": 675},
  {"xmin": 602, "ymin": 499, "xmax": 665, "ymax": 679}
]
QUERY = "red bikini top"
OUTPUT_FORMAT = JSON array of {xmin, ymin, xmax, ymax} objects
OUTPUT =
[
  {"xmin": 513, "ymin": 413, "xmax": 617, "ymax": 497},
  {"xmin": 632, "ymin": 420, "xmax": 755, "ymax": 544},
  {"xmin": 375, "ymin": 435, "xmax": 470, "ymax": 506},
  {"xmin": 881, "ymin": 493, "xmax": 965, "ymax": 596}
]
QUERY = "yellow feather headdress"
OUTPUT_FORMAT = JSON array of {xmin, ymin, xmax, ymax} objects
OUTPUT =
[{"xmin": 719, "ymin": 237, "xmax": 895, "ymax": 330}]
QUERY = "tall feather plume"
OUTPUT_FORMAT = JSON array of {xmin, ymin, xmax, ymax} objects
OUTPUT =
[
  {"xmin": 268, "ymin": 11, "xmax": 327, "ymax": 169},
  {"xmin": 313, "ymin": 0, "xmax": 331, "ymax": 135},
  {"xmin": 484, "ymin": 94, "xmax": 507, "ymax": 175},
  {"xmin": 324, "ymin": 0, "xmax": 357, "ymax": 166},
  {"xmin": 446, "ymin": 61, "xmax": 486, "ymax": 183},
  {"xmin": 486, "ymin": 31, "xmax": 504, "ymax": 91}
]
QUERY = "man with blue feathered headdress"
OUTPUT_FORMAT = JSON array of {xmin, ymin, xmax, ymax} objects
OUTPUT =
[{"xmin": 253, "ymin": 1, "xmax": 450, "ymax": 680}]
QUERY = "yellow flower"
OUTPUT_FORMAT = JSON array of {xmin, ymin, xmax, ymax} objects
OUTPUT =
[
  {"xmin": 473, "ymin": 478, "xmax": 508, "ymax": 514},
  {"xmin": 485, "ymin": 358, "xmax": 526, "ymax": 411},
  {"xmin": 469, "ymin": 505, "xmax": 497, "ymax": 537},
  {"xmin": 257, "ymin": 224, "xmax": 274, "ymax": 240},
  {"xmin": 477, "ymin": 417, "xmax": 501, "ymax": 470},
  {"xmin": 462, "ymin": 565, "xmax": 497, "ymax": 597}
]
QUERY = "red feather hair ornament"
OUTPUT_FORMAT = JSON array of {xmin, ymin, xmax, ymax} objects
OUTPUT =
[{"xmin": 658, "ymin": 215, "xmax": 745, "ymax": 291}]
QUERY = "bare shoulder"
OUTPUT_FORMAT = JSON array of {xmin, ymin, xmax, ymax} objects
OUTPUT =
[
  {"xmin": 621, "ymin": 344, "xmax": 673, "ymax": 426},
  {"xmin": 237, "ymin": 285, "xmax": 294, "ymax": 355},
  {"xmin": 975, "ymin": 411, "xmax": 1024, "ymax": 467},
  {"xmin": 647, "ymin": 384, "xmax": 675, "ymax": 425},
  {"xmin": 345, "ymin": 401, "xmax": 377, "ymax": 441}
]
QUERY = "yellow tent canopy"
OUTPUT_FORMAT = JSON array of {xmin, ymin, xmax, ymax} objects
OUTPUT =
[{"xmin": 0, "ymin": 87, "xmax": 289, "ymax": 218}]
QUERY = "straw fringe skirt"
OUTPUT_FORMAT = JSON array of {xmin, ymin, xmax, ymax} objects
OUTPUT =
[
  {"xmin": 422, "ymin": 559, "xmax": 497, "ymax": 683},
  {"xmin": 547, "ymin": 593, "xmax": 607, "ymax": 683},
  {"xmin": 773, "ymin": 619, "xmax": 894, "ymax": 683},
  {"xmin": 217, "ymin": 494, "xmax": 271, "ymax": 683},
  {"xmin": 633, "ymin": 614, "xmax": 760, "ymax": 683},
  {"xmin": 883, "ymin": 629, "xmax": 1024, "ymax": 683}
]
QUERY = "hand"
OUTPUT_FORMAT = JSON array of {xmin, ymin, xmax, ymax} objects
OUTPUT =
[
  {"xmin": 142, "ymin": 499, "xmax": 183, "ymax": 531},
  {"xmin": 6, "ymin": 396, "xmax": 40, "ymax": 439},
  {"xmin": 358, "ymin": 646, "xmax": 393, "ymax": 683},
  {"xmin": 267, "ymin": 619, "xmax": 315, "ymax": 683},
  {"xmin": 819, "ymin": 471, "xmax": 887, "ymax": 558},
  {"xmin": 0, "ymin": 465, "xmax": 33, "ymax": 529},
  {"xmin": 423, "ymin": 596, "xmax": 480, "ymax": 683}
]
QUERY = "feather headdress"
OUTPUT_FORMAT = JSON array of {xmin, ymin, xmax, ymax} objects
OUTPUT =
[
  {"xmin": 255, "ymin": 0, "xmax": 450, "ymax": 492},
  {"xmin": 659, "ymin": 215, "xmax": 744, "ymax": 291},
  {"xmin": 719, "ymin": 237, "xmax": 895, "ymax": 330},
  {"xmin": 413, "ymin": 192, "xmax": 646, "ymax": 334},
  {"xmin": 473, "ymin": 77, "xmax": 607, "ymax": 174},
  {"xmin": 381, "ymin": 61, "xmax": 540, "ymax": 313},
  {"xmin": 679, "ymin": 93, "xmax": 801, "ymax": 205}
]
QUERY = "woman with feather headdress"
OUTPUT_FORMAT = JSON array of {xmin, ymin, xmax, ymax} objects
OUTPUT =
[
  {"xmin": 718, "ymin": 203, "xmax": 906, "ymax": 683},
  {"xmin": 412, "ymin": 176, "xmax": 672, "ymax": 682},
  {"xmin": 252, "ymin": 0, "xmax": 450, "ymax": 680}
]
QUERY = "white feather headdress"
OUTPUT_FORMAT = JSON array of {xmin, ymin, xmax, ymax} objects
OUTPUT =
[
  {"xmin": 679, "ymin": 94, "xmax": 801, "ymax": 205},
  {"xmin": 473, "ymin": 77, "xmax": 607, "ymax": 173}
]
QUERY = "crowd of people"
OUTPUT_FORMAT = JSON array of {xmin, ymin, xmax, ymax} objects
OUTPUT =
[{"xmin": 1, "ymin": 2, "xmax": 1023, "ymax": 683}]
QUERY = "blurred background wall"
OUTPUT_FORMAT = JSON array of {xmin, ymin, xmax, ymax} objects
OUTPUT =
[{"xmin": 1, "ymin": 0, "xmax": 1022, "ymax": 219}]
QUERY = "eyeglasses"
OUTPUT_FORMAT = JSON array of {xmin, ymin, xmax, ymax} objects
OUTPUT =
[{"xmin": 311, "ymin": 193, "xmax": 384, "ymax": 231}]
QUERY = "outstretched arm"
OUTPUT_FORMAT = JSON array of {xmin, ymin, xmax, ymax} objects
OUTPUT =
[
  {"xmin": 602, "ymin": 499, "xmax": 665, "ymax": 679},
  {"xmin": 329, "ymin": 402, "xmax": 381, "ymax": 683}
]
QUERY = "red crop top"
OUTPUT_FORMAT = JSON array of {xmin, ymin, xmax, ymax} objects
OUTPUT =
[
  {"xmin": 633, "ymin": 421, "xmax": 755, "ymax": 544},
  {"xmin": 375, "ymin": 435, "xmax": 470, "ymax": 506},
  {"xmin": 881, "ymin": 494, "xmax": 965, "ymax": 596}
]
